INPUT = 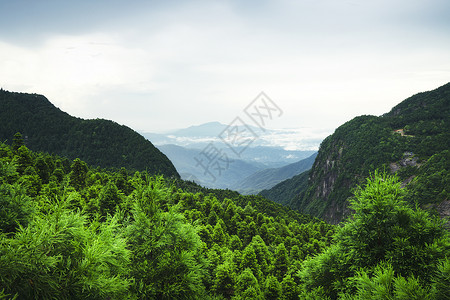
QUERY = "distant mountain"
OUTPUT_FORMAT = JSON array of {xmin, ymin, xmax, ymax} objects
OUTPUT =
[
  {"xmin": 144, "ymin": 121, "xmax": 261, "ymax": 138},
  {"xmin": 0, "ymin": 89, "xmax": 179, "ymax": 177},
  {"xmin": 141, "ymin": 121, "xmax": 261, "ymax": 148},
  {"xmin": 236, "ymin": 152, "xmax": 317, "ymax": 195},
  {"xmin": 157, "ymin": 144, "xmax": 262, "ymax": 189},
  {"xmin": 141, "ymin": 122, "xmax": 327, "ymax": 153},
  {"xmin": 169, "ymin": 121, "xmax": 242, "ymax": 137},
  {"xmin": 144, "ymin": 121, "xmax": 318, "ymax": 176},
  {"xmin": 262, "ymin": 83, "xmax": 450, "ymax": 224}
]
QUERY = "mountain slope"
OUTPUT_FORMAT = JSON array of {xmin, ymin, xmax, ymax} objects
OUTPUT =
[
  {"xmin": 0, "ymin": 89, "xmax": 179, "ymax": 177},
  {"xmin": 236, "ymin": 152, "xmax": 317, "ymax": 194},
  {"xmin": 259, "ymin": 170, "xmax": 310, "ymax": 206},
  {"xmin": 264, "ymin": 83, "xmax": 450, "ymax": 224}
]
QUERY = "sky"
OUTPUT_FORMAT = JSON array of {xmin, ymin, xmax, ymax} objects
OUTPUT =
[{"xmin": 1, "ymin": 0, "xmax": 450, "ymax": 139}]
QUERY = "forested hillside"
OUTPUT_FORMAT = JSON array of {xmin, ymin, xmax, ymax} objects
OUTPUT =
[
  {"xmin": 260, "ymin": 170, "xmax": 310, "ymax": 207},
  {"xmin": 0, "ymin": 89, "xmax": 178, "ymax": 177},
  {"xmin": 1, "ymin": 142, "xmax": 448, "ymax": 299},
  {"xmin": 262, "ymin": 83, "xmax": 450, "ymax": 224}
]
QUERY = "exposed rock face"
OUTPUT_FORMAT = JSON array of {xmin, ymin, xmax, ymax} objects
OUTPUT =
[
  {"xmin": 389, "ymin": 152, "xmax": 419, "ymax": 173},
  {"xmin": 308, "ymin": 143, "xmax": 349, "ymax": 224},
  {"xmin": 437, "ymin": 200, "xmax": 450, "ymax": 220}
]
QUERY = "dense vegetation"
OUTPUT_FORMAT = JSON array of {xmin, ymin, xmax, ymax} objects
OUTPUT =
[
  {"xmin": 262, "ymin": 83, "xmax": 450, "ymax": 223},
  {"xmin": 0, "ymin": 89, "xmax": 178, "ymax": 177},
  {"xmin": 299, "ymin": 172, "xmax": 449, "ymax": 299},
  {"xmin": 1, "ymin": 140, "xmax": 449, "ymax": 299},
  {"xmin": 0, "ymin": 142, "xmax": 336, "ymax": 299}
]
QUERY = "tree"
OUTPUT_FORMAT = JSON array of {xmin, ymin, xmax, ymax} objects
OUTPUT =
[
  {"xmin": 299, "ymin": 172, "xmax": 450, "ymax": 299},
  {"xmin": 12, "ymin": 133, "xmax": 24, "ymax": 153},
  {"xmin": 274, "ymin": 243, "xmax": 289, "ymax": 280},
  {"xmin": 69, "ymin": 158, "xmax": 88, "ymax": 191},
  {"xmin": 212, "ymin": 221, "xmax": 227, "ymax": 246},
  {"xmin": 0, "ymin": 198, "xmax": 131, "ymax": 299},
  {"xmin": 341, "ymin": 262, "xmax": 435, "ymax": 300},
  {"xmin": 432, "ymin": 259, "xmax": 450, "ymax": 299},
  {"xmin": 14, "ymin": 145, "xmax": 33, "ymax": 174},
  {"xmin": 233, "ymin": 268, "xmax": 263, "ymax": 300},
  {"xmin": 213, "ymin": 262, "xmax": 236, "ymax": 298},
  {"xmin": 34, "ymin": 154, "xmax": 50, "ymax": 184},
  {"xmin": 229, "ymin": 235, "xmax": 243, "ymax": 250},
  {"xmin": 0, "ymin": 182, "xmax": 35, "ymax": 234},
  {"xmin": 98, "ymin": 181, "xmax": 122, "ymax": 216},
  {"xmin": 240, "ymin": 245, "xmax": 262, "ymax": 281},
  {"xmin": 125, "ymin": 181, "xmax": 208, "ymax": 299},
  {"xmin": 281, "ymin": 274, "xmax": 299, "ymax": 300},
  {"xmin": 264, "ymin": 275, "xmax": 282, "ymax": 300},
  {"xmin": 337, "ymin": 172, "xmax": 449, "ymax": 280},
  {"xmin": 249, "ymin": 235, "xmax": 272, "ymax": 276}
]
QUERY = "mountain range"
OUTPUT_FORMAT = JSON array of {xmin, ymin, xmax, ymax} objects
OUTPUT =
[
  {"xmin": 146, "ymin": 121, "xmax": 318, "ymax": 191},
  {"xmin": 142, "ymin": 121, "xmax": 327, "ymax": 154}
]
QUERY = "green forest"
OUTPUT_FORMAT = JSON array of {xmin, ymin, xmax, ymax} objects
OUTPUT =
[{"xmin": 0, "ymin": 139, "xmax": 448, "ymax": 299}]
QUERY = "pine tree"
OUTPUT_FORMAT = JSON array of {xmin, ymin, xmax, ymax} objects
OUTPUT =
[
  {"xmin": 213, "ymin": 262, "xmax": 236, "ymax": 298},
  {"xmin": 126, "ymin": 181, "xmax": 208, "ymax": 299},
  {"xmin": 264, "ymin": 275, "xmax": 282, "ymax": 300},
  {"xmin": 0, "ymin": 198, "xmax": 131, "ymax": 299},
  {"xmin": 11, "ymin": 133, "xmax": 24, "ymax": 153},
  {"xmin": 69, "ymin": 158, "xmax": 88, "ymax": 191},
  {"xmin": 233, "ymin": 268, "xmax": 263, "ymax": 300},
  {"xmin": 274, "ymin": 242, "xmax": 290, "ymax": 280}
]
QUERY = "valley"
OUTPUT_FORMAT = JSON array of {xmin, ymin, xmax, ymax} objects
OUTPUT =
[{"xmin": 142, "ymin": 121, "xmax": 320, "ymax": 193}]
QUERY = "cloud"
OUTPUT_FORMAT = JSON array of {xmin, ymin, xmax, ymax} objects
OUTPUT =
[
  {"xmin": 1, "ymin": 0, "xmax": 449, "ymax": 134},
  {"xmin": 0, "ymin": 34, "xmax": 157, "ymax": 115}
]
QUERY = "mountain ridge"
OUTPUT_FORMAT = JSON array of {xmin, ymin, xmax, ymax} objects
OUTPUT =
[{"xmin": 0, "ymin": 89, "xmax": 179, "ymax": 177}]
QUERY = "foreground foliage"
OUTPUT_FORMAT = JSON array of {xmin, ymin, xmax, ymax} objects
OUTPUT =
[
  {"xmin": 299, "ymin": 172, "xmax": 450, "ymax": 299},
  {"xmin": 0, "ymin": 142, "xmax": 448, "ymax": 299}
]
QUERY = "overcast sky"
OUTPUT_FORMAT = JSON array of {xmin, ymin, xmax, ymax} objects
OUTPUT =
[{"xmin": 1, "ymin": 0, "xmax": 449, "ymax": 135}]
